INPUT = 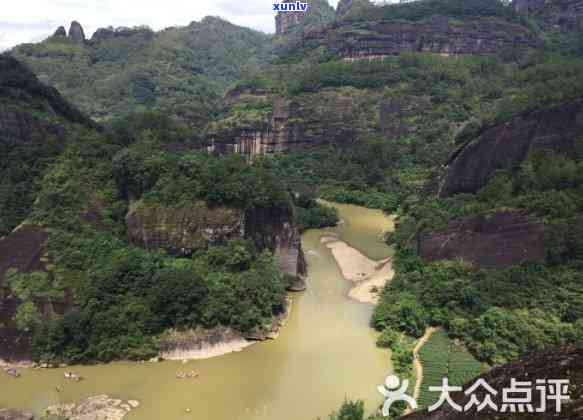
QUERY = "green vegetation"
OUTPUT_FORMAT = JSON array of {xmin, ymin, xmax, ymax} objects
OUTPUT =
[
  {"xmin": 291, "ymin": 190, "xmax": 339, "ymax": 231},
  {"xmin": 0, "ymin": 54, "xmax": 94, "ymax": 235},
  {"xmin": 347, "ymin": 0, "xmax": 519, "ymax": 23},
  {"xmin": 417, "ymin": 330, "xmax": 482, "ymax": 408},
  {"xmin": 0, "ymin": 112, "xmax": 294, "ymax": 363},
  {"xmin": 11, "ymin": 17, "xmax": 272, "ymax": 124},
  {"xmin": 374, "ymin": 151, "xmax": 583, "ymax": 365}
]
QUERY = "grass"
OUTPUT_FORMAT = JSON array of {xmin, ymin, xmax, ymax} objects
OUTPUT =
[{"xmin": 417, "ymin": 330, "xmax": 483, "ymax": 408}]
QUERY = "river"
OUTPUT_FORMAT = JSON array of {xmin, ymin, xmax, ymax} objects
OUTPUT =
[{"xmin": 0, "ymin": 202, "xmax": 395, "ymax": 420}]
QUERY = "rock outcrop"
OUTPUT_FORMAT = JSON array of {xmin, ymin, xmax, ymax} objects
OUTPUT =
[
  {"xmin": 43, "ymin": 395, "xmax": 139, "ymax": 420},
  {"xmin": 53, "ymin": 26, "xmax": 67, "ymax": 37},
  {"xmin": 305, "ymin": 15, "xmax": 541, "ymax": 60},
  {"xmin": 68, "ymin": 21, "xmax": 86, "ymax": 43},
  {"xmin": 401, "ymin": 345, "xmax": 583, "ymax": 420},
  {"xmin": 126, "ymin": 201, "xmax": 244, "ymax": 256},
  {"xmin": 209, "ymin": 92, "xmax": 361, "ymax": 160},
  {"xmin": 513, "ymin": 0, "xmax": 583, "ymax": 32},
  {"xmin": 440, "ymin": 98, "xmax": 583, "ymax": 197},
  {"xmin": 126, "ymin": 201, "xmax": 307, "ymax": 288},
  {"xmin": 276, "ymin": 4, "xmax": 309, "ymax": 35},
  {"xmin": 418, "ymin": 211, "xmax": 545, "ymax": 269},
  {"xmin": 275, "ymin": 0, "xmax": 336, "ymax": 36}
]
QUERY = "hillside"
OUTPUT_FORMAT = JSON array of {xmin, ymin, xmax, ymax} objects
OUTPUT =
[
  {"xmin": 3, "ymin": 0, "xmax": 583, "ymax": 414},
  {"xmin": 10, "ymin": 17, "xmax": 273, "ymax": 125},
  {"xmin": 0, "ymin": 55, "xmax": 309, "ymax": 364},
  {"xmin": 0, "ymin": 54, "xmax": 96, "ymax": 236}
]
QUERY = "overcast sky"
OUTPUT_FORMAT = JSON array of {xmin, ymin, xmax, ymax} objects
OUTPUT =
[{"xmin": 0, "ymin": 0, "xmax": 346, "ymax": 51}]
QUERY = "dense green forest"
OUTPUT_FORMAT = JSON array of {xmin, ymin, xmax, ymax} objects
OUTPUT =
[
  {"xmin": 11, "ymin": 17, "xmax": 273, "ymax": 125},
  {"xmin": 3, "ymin": 0, "xmax": 583, "ymax": 404},
  {"xmin": 2, "ymin": 107, "xmax": 296, "ymax": 362}
]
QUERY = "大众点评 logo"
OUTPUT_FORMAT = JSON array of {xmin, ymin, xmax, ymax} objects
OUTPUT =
[
  {"xmin": 273, "ymin": 1, "xmax": 310, "ymax": 12},
  {"xmin": 378, "ymin": 375, "xmax": 571, "ymax": 416}
]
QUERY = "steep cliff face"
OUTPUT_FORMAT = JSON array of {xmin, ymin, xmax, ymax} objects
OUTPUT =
[
  {"xmin": 440, "ymin": 98, "xmax": 583, "ymax": 197},
  {"xmin": 306, "ymin": 15, "xmax": 541, "ymax": 60},
  {"xmin": 210, "ymin": 91, "xmax": 361, "ymax": 160},
  {"xmin": 126, "ymin": 201, "xmax": 245, "ymax": 256},
  {"xmin": 401, "ymin": 345, "xmax": 583, "ymax": 420},
  {"xmin": 419, "ymin": 211, "xmax": 545, "ymax": 269},
  {"xmin": 126, "ymin": 200, "xmax": 307, "ymax": 289},
  {"xmin": 68, "ymin": 21, "xmax": 86, "ymax": 43},
  {"xmin": 275, "ymin": 0, "xmax": 336, "ymax": 35},
  {"xmin": 513, "ymin": 0, "xmax": 583, "ymax": 31}
]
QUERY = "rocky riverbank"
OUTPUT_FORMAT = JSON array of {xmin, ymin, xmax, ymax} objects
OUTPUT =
[{"xmin": 158, "ymin": 296, "xmax": 293, "ymax": 360}]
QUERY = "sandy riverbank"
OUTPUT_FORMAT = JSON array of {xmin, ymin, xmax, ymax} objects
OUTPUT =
[
  {"xmin": 160, "ymin": 296, "xmax": 293, "ymax": 361},
  {"xmin": 321, "ymin": 236, "xmax": 394, "ymax": 304}
]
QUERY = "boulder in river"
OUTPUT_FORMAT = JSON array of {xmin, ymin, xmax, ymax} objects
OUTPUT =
[{"xmin": 43, "ymin": 395, "xmax": 139, "ymax": 420}]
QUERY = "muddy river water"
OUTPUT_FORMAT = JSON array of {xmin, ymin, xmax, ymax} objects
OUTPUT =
[{"xmin": 0, "ymin": 202, "xmax": 395, "ymax": 420}]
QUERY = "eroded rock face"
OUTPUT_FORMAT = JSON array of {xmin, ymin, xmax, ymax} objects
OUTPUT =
[
  {"xmin": 401, "ymin": 345, "xmax": 583, "ymax": 420},
  {"xmin": 440, "ymin": 98, "xmax": 583, "ymax": 197},
  {"xmin": 513, "ymin": 0, "xmax": 583, "ymax": 32},
  {"xmin": 306, "ymin": 16, "xmax": 541, "ymax": 60},
  {"xmin": 126, "ymin": 201, "xmax": 307, "ymax": 285},
  {"xmin": 276, "ymin": 9, "xmax": 308, "ymax": 35},
  {"xmin": 126, "ymin": 201, "xmax": 244, "ymax": 257},
  {"xmin": 210, "ymin": 93, "xmax": 361, "ymax": 160},
  {"xmin": 418, "ymin": 211, "xmax": 545, "ymax": 269},
  {"xmin": 68, "ymin": 21, "xmax": 86, "ymax": 43}
]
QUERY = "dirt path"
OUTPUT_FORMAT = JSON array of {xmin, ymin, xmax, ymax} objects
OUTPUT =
[{"xmin": 407, "ymin": 327, "xmax": 438, "ymax": 414}]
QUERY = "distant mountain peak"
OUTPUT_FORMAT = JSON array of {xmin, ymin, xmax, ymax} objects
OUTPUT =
[{"xmin": 68, "ymin": 21, "xmax": 86, "ymax": 43}]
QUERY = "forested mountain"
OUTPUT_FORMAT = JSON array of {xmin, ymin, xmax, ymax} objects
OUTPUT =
[
  {"xmin": 11, "ymin": 17, "xmax": 273, "ymax": 125},
  {"xmin": 2, "ymin": 0, "xmax": 583, "ymax": 415}
]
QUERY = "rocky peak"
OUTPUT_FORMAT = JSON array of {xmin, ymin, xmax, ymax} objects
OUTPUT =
[
  {"xmin": 68, "ymin": 20, "xmax": 86, "ymax": 43},
  {"xmin": 53, "ymin": 26, "xmax": 67, "ymax": 37},
  {"xmin": 275, "ymin": 1, "xmax": 310, "ymax": 35}
]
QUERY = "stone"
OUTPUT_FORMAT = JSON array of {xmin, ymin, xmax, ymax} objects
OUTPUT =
[
  {"xmin": 440, "ymin": 97, "xmax": 583, "ymax": 197},
  {"xmin": 126, "ymin": 200, "xmax": 307, "ymax": 285},
  {"xmin": 418, "ymin": 211, "xmax": 545, "ymax": 269},
  {"xmin": 68, "ymin": 21, "xmax": 86, "ymax": 43},
  {"xmin": 44, "ymin": 395, "xmax": 139, "ymax": 420},
  {"xmin": 305, "ymin": 15, "xmax": 542, "ymax": 60},
  {"xmin": 53, "ymin": 26, "xmax": 67, "ymax": 37}
]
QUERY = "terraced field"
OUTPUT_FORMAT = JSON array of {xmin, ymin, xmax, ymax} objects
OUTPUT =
[{"xmin": 417, "ymin": 330, "xmax": 483, "ymax": 408}]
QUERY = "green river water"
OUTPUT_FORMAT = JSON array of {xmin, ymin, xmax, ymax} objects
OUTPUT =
[{"xmin": 0, "ymin": 202, "xmax": 395, "ymax": 420}]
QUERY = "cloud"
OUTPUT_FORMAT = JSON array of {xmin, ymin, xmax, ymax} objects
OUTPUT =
[{"xmin": 1, "ymin": 0, "xmax": 345, "ymax": 49}]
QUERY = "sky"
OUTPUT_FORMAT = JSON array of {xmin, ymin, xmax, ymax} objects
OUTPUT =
[{"xmin": 0, "ymin": 0, "xmax": 345, "ymax": 51}]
